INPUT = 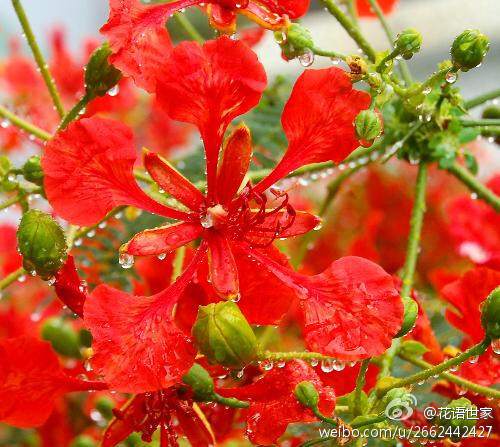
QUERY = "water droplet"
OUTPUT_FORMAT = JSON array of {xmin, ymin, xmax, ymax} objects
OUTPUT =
[
  {"xmin": 333, "ymin": 361, "xmax": 346, "ymax": 371},
  {"xmin": 107, "ymin": 85, "xmax": 120, "ymax": 96},
  {"xmin": 298, "ymin": 177, "xmax": 309, "ymax": 186},
  {"xmin": 337, "ymin": 163, "xmax": 346, "ymax": 171},
  {"xmin": 87, "ymin": 229, "xmax": 96, "ymax": 238},
  {"xmin": 29, "ymin": 270, "xmax": 36, "ymax": 277},
  {"xmin": 469, "ymin": 355, "xmax": 479, "ymax": 364},
  {"xmin": 98, "ymin": 221, "xmax": 107, "ymax": 229},
  {"xmin": 261, "ymin": 360, "xmax": 273, "ymax": 371},
  {"xmin": 298, "ymin": 49, "xmax": 314, "ymax": 67},
  {"xmin": 417, "ymin": 380, "xmax": 425, "ymax": 385},
  {"xmin": 119, "ymin": 252, "xmax": 134, "ymax": 269},
  {"xmin": 313, "ymin": 221, "xmax": 323, "ymax": 231},
  {"xmin": 7, "ymin": 173, "xmax": 16, "ymax": 182},
  {"xmin": 330, "ymin": 56, "xmax": 342, "ymax": 65},
  {"xmin": 422, "ymin": 86, "xmax": 432, "ymax": 95},
  {"xmin": 74, "ymin": 238, "xmax": 82, "ymax": 247},
  {"xmin": 46, "ymin": 276, "xmax": 56, "ymax": 286},
  {"xmin": 491, "ymin": 339, "xmax": 500, "ymax": 355},
  {"xmin": 78, "ymin": 107, "xmax": 87, "ymax": 115},
  {"xmin": 310, "ymin": 358, "xmax": 319, "ymax": 367},
  {"xmin": 457, "ymin": 388, "xmax": 467, "ymax": 396},
  {"xmin": 1, "ymin": 119, "xmax": 9, "ymax": 129},
  {"xmin": 200, "ymin": 213, "xmax": 214, "ymax": 228},
  {"xmin": 445, "ymin": 71, "xmax": 457, "ymax": 84},
  {"xmin": 231, "ymin": 293, "xmax": 241, "ymax": 303},
  {"xmin": 18, "ymin": 274, "xmax": 26, "ymax": 283},
  {"xmin": 158, "ymin": 253, "xmax": 167, "ymax": 260},
  {"xmin": 277, "ymin": 360, "xmax": 286, "ymax": 368},
  {"xmin": 320, "ymin": 359, "xmax": 335, "ymax": 373},
  {"xmin": 449, "ymin": 364, "xmax": 459, "ymax": 372},
  {"xmin": 470, "ymin": 192, "xmax": 478, "ymax": 200}
]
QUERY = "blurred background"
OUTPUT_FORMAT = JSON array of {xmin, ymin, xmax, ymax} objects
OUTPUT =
[{"xmin": 1, "ymin": 0, "xmax": 499, "ymax": 100}]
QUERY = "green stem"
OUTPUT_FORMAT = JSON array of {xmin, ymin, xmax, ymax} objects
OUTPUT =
[
  {"xmin": 0, "ymin": 105, "xmax": 52, "ymax": 140},
  {"xmin": 353, "ymin": 359, "xmax": 370, "ymax": 416},
  {"xmin": 58, "ymin": 94, "xmax": 92, "ymax": 130},
  {"xmin": 403, "ymin": 67, "xmax": 452, "ymax": 97},
  {"xmin": 171, "ymin": 245, "xmax": 187, "ymax": 282},
  {"xmin": 401, "ymin": 353, "xmax": 500, "ymax": 400},
  {"xmin": 0, "ymin": 267, "xmax": 25, "ymax": 290},
  {"xmin": 459, "ymin": 118, "xmax": 500, "ymax": 127},
  {"xmin": 213, "ymin": 393, "xmax": 250, "ymax": 409},
  {"xmin": 346, "ymin": 0, "xmax": 359, "ymax": 26},
  {"xmin": 377, "ymin": 338, "xmax": 490, "ymax": 396},
  {"xmin": 367, "ymin": 0, "xmax": 412, "ymax": 85},
  {"xmin": 400, "ymin": 163, "xmax": 428, "ymax": 298},
  {"xmin": 172, "ymin": 13, "xmax": 204, "ymax": 43},
  {"xmin": 465, "ymin": 88, "xmax": 500, "ymax": 109},
  {"xmin": 311, "ymin": 407, "xmax": 338, "ymax": 426},
  {"xmin": 320, "ymin": 0, "xmax": 376, "ymax": 61},
  {"xmin": 11, "ymin": 0, "xmax": 65, "ymax": 118},
  {"xmin": 72, "ymin": 206, "xmax": 126, "ymax": 242},
  {"xmin": 0, "ymin": 194, "xmax": 21, "ymax": 211},
  {"xmin": 257, "ymin": 350, "xmax": 335, "ymax": 362},
  {"xmin": 446, "ymin": 163, "xmax": 500, "ymax": 212},
  {"xmin": 310, "ymin": 46, "xmax": 347, "ymax": 61}
]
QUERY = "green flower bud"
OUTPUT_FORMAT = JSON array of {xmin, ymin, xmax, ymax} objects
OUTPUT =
[
  {"xmin": 41, "ymin": 317, "xmax": 82, "ymax": 358},
  {"xmin": 85, "ymin": 43, "xmax": 122, "ymax": 98},
  {"xmin": 481, "ymin": 286, "xmax": 500, "ymax": 340},
  {"xmin": 437, "ymin": 398, "xmax": 476, "ymax": 441},
  {"xmin": 22, "ymin": 155, "xmax": 44, "ymax": 186},
  {"xmin": 354, "ymin": 110, "xmax": 382, "ymax": 147},
  {"xmin": 395, "ymin": 29, "xmax": 422, "ymax": 60},
  {"xmin": 482, "ymin": 106, "xmax": 500, "ymax": 120},
  {"xmin": 451, "ymin": 29, "xmax": 489, "ymax": 71},
  {"xmin": 17, "ymin": 209, "xmax": 68, "ymax": 279},
  {"xmin": 294, "ymin": 381, "xmax": 319, "ymax": 408},
  {"xmin": 0, "ymin": 155, "xmax": 12, "ymax": 182},
  {"xmin": 394, "ymin": 297, "xmax": 419, "ymax": 338},
  {"xmin": 379, "ymin": 387, "xmax": 412, "ymax": 410},
  {"xmin": 286, "ymin": 24, "xmax": 314, "ymax": 52},
  {"xmin": 70, "ymin": 435, "xmax": 97, "ymax": 447},
  {"xmin": 192, "ymin": 302, "xmax": 258, "ymax": 368},
  {"xmin": 182, "ymin": 363, "xmax": 215, "ymax": 401}
]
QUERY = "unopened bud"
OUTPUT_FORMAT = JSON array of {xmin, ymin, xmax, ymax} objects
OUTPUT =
[
  {"xmin": 286, "ymin": 24, "xmax": 314, "ymax": 52},
  {"xmin": 295, "ymin": 381, "xmax": 319, "ymax": 408},
  {"xmin": 347, "ymin": 55, "xmax": 367, "ymax": 80},
  {"xmin": 22, "ymin": 155, "xmax": 44, "ymax": 186},
  {"xmin": 182, "ymin": 363, "xmax": 215, "ymax": 401},
  {"xmin": 481, "ymin": 286, "xmax": 500, "ymax": 340},
  {"xmin": 41, "ymin": 317, "xmax": 81, "ymax": 358},
  {"xmin": 354, "ymin": 110, "xmax": 383, "ymax": 147},
  {"xmin": 17, "ymin": 210, "xmax": 68, "ymax": 279},
  {"xmin": 437, "ymin": 398, "xmax": 476, "ymax": 441},
  {"xmin": 451, "ymin": 29, "xmax": 489, "ymax": 71},
  {"xmin": 395, "ymin": 29, "xmax": 422, "ymax": 60},
  {"xmin": 394, "ymin": 297, "xmax": 418, "ymax": 338},
  {"xmin": 192, "ymin": 302, "xmax": 258, "ymax": 368},
  {"xmin": 85, "ymin": 43, "xmax": 122, "ymax": 98}
]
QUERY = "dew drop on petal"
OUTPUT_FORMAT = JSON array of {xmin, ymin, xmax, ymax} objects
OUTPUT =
[
  {"xmin": 261, "ymin": 360, "xmax": 273, "ymax": 371},
  {"xmin": 1, "ymin": 119, "xmax": 9, "ymax": 129},
  {"xmin": 320, "ymin": 359, "xmax": 335, "ymax": 373},
  {"xmin": 107, "ymin": 85, "xmax": 120, "ymax": 96},
  {"xmin": 119, "ymin": 252, "xmax": 134, "ymax": 269},
  {"xmin": 157, "ymin": 253, "xmax": 167, "ymax": 260}
]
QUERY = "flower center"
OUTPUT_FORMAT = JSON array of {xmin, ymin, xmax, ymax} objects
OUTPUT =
[{"xmin": 200, "ymin": 204, "xmax": 228, "ymax": 229}]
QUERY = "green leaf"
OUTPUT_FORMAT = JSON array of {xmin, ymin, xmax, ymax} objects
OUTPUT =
[{"xmin": 399, "ymin": 340, "xmax": 429, "ymax": 357}]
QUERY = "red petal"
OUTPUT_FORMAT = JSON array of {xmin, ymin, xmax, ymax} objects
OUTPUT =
[
  {"xmin": 217, "ymin": 124, "xmax": 253, "ymax": 205},
  {"xmin": 207, "ymin": 231, "xmax": 239, "ymax": 299},
  {"xmin": 218, "ymin": 360, "xmax": 335, "ymax": 445},
  {"xmin": 170, "ymin": 400, "xmax": 215, "ymax": 447},
  {"xmin": 441, "ymin": 266, "xmax": 500, "ymax": 344},
  {"xmin": 54, "ymin": 256, "xmax": 87, "ymax": 317},
  {"xmin": 0, "ymin": 337, "xmax": 104, "ymax": 428},
  {"xmin": 259, "ymin": 0, "xmax": 310, "ymax": 18},
  {"xmin": 101, "ymin": 0, "xmax": 198, "ymax": 91},
  {"xmin": 244, "ymin": 246, "xmax": 403, "ymax": 360},
  {"xmin": 356, "ymin": 0, "xmax": 398, "ymax": 17},
  {"xmin": 255, "ymin": 68, "xmax": 370, "ymax": 192},
  {"xmin": 122, "ymin": 222, "xmax": 202, "ymax": 256},
  {"xmin": 156, "ymin": 37, "xmax": 266, "ymax": 201},
  {"xmin": 144, "ymin": 150, "xmax": 205, "ymax": 211},
  {"xmin": 83, "ymin": 243, "xmax": 207, "ymax": 393},
  {"xmin": 42, "ymin": 117, "xmax": 191, "ymax": 226}
]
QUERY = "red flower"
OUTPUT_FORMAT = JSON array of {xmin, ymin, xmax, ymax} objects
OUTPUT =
[
  {"xmin": 42, "ymin": 37, "xmax": 396, "ymax": 392},
  {"xmin": 53, "ymin": 256, "xmax": 88, "ymax": 318},
  {"xmin": 356, "ymin": 0, "xmax": 398, "ymax": 17},
  {"xmin": 102, "ymin": 390, "xmax": 214, "ymax": 447},
  {"xmin": 447, "ymin": 174, "xmax": 500, "ymax": 268},
  {"xmin": 218, "ymin": 360, "xmax": 335, "ymax": 445},
  {"xmin": 0, "ymin": 336, "xmax": 106, "ymax": 428}
]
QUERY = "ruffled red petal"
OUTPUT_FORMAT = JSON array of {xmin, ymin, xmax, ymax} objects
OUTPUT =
[
  {"xmin": 42, "ymin": 117, "xmax": 191, "ymax": 226},
  {"xmin": 54, "ymin": 256, "xmax": 87, "ymax": 317},
  {"xmin": 244, "ymin": 246, "xmax": 403, "ymax": 360},
  {"xmin": 260, "ymin": 0, "xmax": 310, "ymax": 18},
  {"xmin": 0, "ymin": 336, "xmax": 104, "ymax": 428},
  {"xmin": 100, "ymin": 0, "xmax": 195, "ymax": 91},
  {"xmin": 122, "ymin": 222, "xmax": 202, "ymax": 256},
  {"xmin": 440, "ymin": 266, "xmax": 500, "ymax": 344},
  {"xmin": 207, "ymin": 230, "xmax": 240, "ymax": 299},
  {"xmin": 156, "ymin": 37, "xmax": 267, "ymax": 201},
  {"xmin": 83, "ymin": 243, "xmax": 207, "ymax": 393},
  {"xmin": 217, "ymin": 360, "xmax": 335, "ymax": 445},
  {"xmin": 255, "ymin": 68, "xmax": 370, "ymax": 193},
  {"xmin": 217, "ymin": 124, "xmax": 253, "ymax": 206},
  {"xmin": 144, "ymin": 150, "xmax": 205, "ymax": 211}
]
